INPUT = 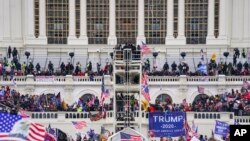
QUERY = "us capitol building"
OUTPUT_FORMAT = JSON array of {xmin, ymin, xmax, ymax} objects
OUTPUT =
[{"xmin": 0, "ymin": 0, "xmax": 250, "ymax": 140}]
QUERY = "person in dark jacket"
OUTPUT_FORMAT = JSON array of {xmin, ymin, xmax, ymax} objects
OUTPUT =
[
  {"xmin": 171, "ymin": 61, "xmax": 177, "ymax": 72},
  {"xmin": 163, "ymin": 61, "xmax": 169, "ymax": 72},
  {"xmin": 60, "ymin": 62, "xmax": 65, "ymax": 74},
  {"xmin": 48, "ymin": 61, "xmax": 54, "ymax": 75},
  {"xmin": 8, "ymin": 46, "xmax": 12, "ymax": 58},
  {"xmin": 36, "ymin": 63, "xmax": 41, "ymax": 72}
]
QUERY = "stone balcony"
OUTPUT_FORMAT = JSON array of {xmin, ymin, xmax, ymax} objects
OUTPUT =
[{"xmin": 0, "ymin": 75, "xmax": 248, "ymax": 104}]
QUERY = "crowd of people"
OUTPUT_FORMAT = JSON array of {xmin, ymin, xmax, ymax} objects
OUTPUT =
[
  {"xmin": 1, "ymin": 46, "xmax": 250, "ymax": 79},
  {"xmin": 0, "ymin": 84, "xmax": 249, "ymax": 116},
  {"xmin": 0, "ymin": 46, "xmax": 114, "ymax": 79},
  {"xmin": 145, "ymin": 48, "xmax": 250, "ymax": 76},
  {"xmin": 0, "ymin": 85, "xmax": 113, "ymax": 114},
  {"xmin": 147, "ymin": 89, "xmax": 250, "ymax": 116}
]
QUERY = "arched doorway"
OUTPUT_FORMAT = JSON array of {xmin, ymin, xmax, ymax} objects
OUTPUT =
[
  {"xmin": 192, "ymin": 94, "xmax": 209, "ymax": 105},
  {"xmin": 79, "ymin": 93, "xmax": 95, "ymax": 103},
  {"xmin": 155, "ymin": 94, "xmax": 172, "ymax": 105}
]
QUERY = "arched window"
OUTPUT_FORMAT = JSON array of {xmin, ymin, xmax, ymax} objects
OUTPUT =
[
  {"xmin": 185, "ymin": 0, "xmax": 208, "ymax": 44},
  {"xmin": 34, "ymin": 0, "xmax": 39, "ymax": 38},
  {"xmin": 116, "ymin": 0, "xmax": 138, "ymax": 44},
  {"xmin": 75, "ymin": 0, "xmax": 80, "ymax": 38},
  {"xmin": 144, "ymin": 0, "xmax": 167, "ymax": 44},
  {"xmin": 79, "ymin": 94, "xmax": 95, "ymax": 103},
  {"xmin": 87, "ymin": 0, "xmax": 109, "ymax": 44},
  {"xmin": 192, "ymin": 94, "xmax": 209, "ymax": 105},
  {"xmin": 214, "ymin": 0, "xmax": 220, "ymax": 38},
  {"xmin": 155, "ymin": 94, "xmax": 172, "ymax": 105},
  {"xmin": 173, "ymin": 0, "xmax": 179, "ymax": 38},
  {"xmin": 46, "ymin": 0, "xmax": 69, "ymax": 44}
]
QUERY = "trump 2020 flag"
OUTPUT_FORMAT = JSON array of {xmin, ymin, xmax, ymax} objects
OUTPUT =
[
  {"xmin": 214, "ymin": 120, "xmax": 229, "ymax": 137},
  {"xmin": 120, "ymin": 132, "xmax": 142, "ymax": 141}
]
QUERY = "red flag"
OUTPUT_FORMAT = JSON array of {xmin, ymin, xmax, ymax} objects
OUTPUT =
[{"xmin": 140, "ymin": 42, "xmax": 151, "ymax": 55}]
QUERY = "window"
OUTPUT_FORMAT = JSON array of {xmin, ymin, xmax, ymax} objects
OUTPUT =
[
  {"xmin": 214, "ymin": 0, "xmax": 220, "ymax": 38},
  {"xmin": 174, "ymin": 0, "xmax": 178, "ymax": 38},
  {"xmin": 76, "ymin": 0, "xmax": 80, "ymax": 38},
  {"xmin": 185, "ymin": 0, "xmax": 208, "ymax": 44},
  {"xmin": 156, "ymin": 94, "xmax": 172, "ymax": 105},
  {"xmin": 87, "ymin": 0, "xmax": 109, "ymax": 44},
  {"xmin": 34, "ymin": 0, "xmax": 39, "ymax": 38},
  {"xmin": 145, "ymin": 0, "xmax": 167, "ymax": 44},
  {"xmin": 116, "ymin": 0, "xmax": 138, "ymax": 44},
  {"xmin": 46, "ymin": 0, "xmax": 69, "ymax": 44}
]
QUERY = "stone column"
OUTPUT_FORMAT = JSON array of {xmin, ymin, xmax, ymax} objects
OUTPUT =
[
  {"xmin": 176, "ymin": 0, "xmax": 186, "ymax": 45},
  {"xmin": 38, "ymin": 0, "xmax": 47, "ymax": 44},
  {"xmin": 0, "ymin": 0, "xmax": 4, "ymax": 43},
  {"xmin": 108, "ymin": 0, "xmax": 117, "ymax": 45},
  {"xmin": 25, "ymin": 0, "xmax": 36, "ymax": 44},
  {"xmin": 78, "ymin": 0, "xmax": 88, "ymax": 44},
  {"xmin": 207, "ymin": 0, "xmax": 216, "ymax": 44},
  {"xmin": 217, "ymin": 0, "xmax": 228, "ymax": 44},
  {"xmin": 165, "ymin": 0, "xmax": 174, "ymax": 45},
  {"xmin": 68, "ymin": 0, "xmax": 77, "ymax": 44},
  {"xmin": 3, "ymin": 0, "xmax": 11, "ymax": 44},
  {"xmin": 136, "ymin": 0, "xmax": 146, "ymax": 45}
]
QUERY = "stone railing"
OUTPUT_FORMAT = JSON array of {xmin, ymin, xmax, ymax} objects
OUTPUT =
[
  {"xmin": 29, "ymin": 111, "xmax": 114, "ymax": 120},
  {"xmin": 147, "ymin": 75, "xmax": 250, "ymax": 86},
  {"xmin": 73, "ymin": 76, "xmax": 102, "ymax": 82},
  {"xmin": 235, "ymin": 116, "xmax": 250, "ymax": 124},
  {"xmin": 1, "ymin": 75, "xmax": 250, "ymax": 86},
  {"xmin": 135, "ymin": 112, "xmax": 234, "ymax": 122},
  {"xmin": 0, "ymin": 76, "xmax": 27, "ymax": 81},
  {"xmin": 187, "ymin": 76, "xmax": 218, "ymax": 82},
  {"xmin": 0, "ymin": 75, "xmax": 110, "ymax": 86},
  {"xmin": 225, "ymin": 76, "xmax": 250, "ymax": 82},
  {"xmin": 148, "ymin": 76, "xmax": 179, "ymax": 82}
]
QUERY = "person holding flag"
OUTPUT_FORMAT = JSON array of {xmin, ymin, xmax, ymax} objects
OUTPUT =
[
  {"xmin": 140, "ymin": 42, "xmax": 151, "ymax": 56},
  {"xmin": 141, "ymin": 71, "xmax": 151, "ymax": 102}
]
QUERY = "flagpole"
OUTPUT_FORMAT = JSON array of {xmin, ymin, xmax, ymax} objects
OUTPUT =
[{"xmin": 139, "ymin": 52, "xmax": 142, "ymax": 133}]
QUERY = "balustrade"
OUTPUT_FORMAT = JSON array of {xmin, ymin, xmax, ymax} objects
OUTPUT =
[
  {"xmin": 73, "ymin": 76, "xmax": 102, "ymax": 82},
  {"xmin": 235, "ymin": 116, "xmax": 250, "ymax": 124},
  {"xmin": 29, "ymin": 111, "xmax": 114, "ymax": 120}
]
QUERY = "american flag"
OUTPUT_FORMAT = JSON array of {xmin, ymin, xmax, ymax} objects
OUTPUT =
[
  {"xmin": 243, "ymin": 80, "xmax": 250, "ymax": 89},
  {"xmin": 197, "ymin": 86, "xmax": 205, "ymax": 94},
  {"xmin": 19, "ymin": 109, "xmax": 29, "ymax": 118},
  {"xmin": 191, "ymin": 121, "xmax": 199, "ymax": 137},
  {"xmin": 140, "ymin": 42, "xmax": 151, "ymax": 55},
  {"xmin": 100, "ymin": 75, "xmax": 110, "ymax": 105},
  {"xmin": 0, "ymin": 112, "xmax": 46, "ymax": 141},
  {"xmin": 72, "ymin": 121, "xmax": 87, "ymax": 130},
  {"xmin": 47, "ymin": 124, "xmax": 57, "ymax": 139},
  {"xmin": 120, "ymin": 132, "xmax": 142, "ymax": 141},
  {"xmin": 141, "ymin": 73, "xmax": 151, "ymax": 102}
]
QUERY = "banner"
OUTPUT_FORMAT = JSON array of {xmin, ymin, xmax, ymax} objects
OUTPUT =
[
  {"xmin": 35, "ymin": 76, "xmax": 55, "ymax": 82},
  {"xmin": 149, "ymin": 112, "xmax": 186, "ymax": 137},
  {"xmin": 214, "ymin": 120, "xmax": 229, "ymax": 137}
]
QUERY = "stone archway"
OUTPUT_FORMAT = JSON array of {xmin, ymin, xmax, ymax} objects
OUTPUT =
[
  {"xmin": 188, "ymin": 89, "xmax": 213, "ymax": 104},
  {"xmin": 192, "ymin": 94, "xmax": 210, "ymax": 105},
  {"xmin": 155, "ymin": 94, "xmax": 172, "ymax": 105},
  {"xmin": 79, "ymin": 93, "xmax": 95, "ymax": 103}
]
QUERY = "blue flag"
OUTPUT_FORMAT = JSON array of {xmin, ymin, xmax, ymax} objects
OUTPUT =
[
  {"xmin": 149, "ymin": 112, "xmax": 186, "ymax": 137},
  {"xmin": 214, "ymin": 120, "xmax": 229, "ymax": 137}
]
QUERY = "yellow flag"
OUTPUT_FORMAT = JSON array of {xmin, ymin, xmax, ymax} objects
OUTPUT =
[
  {"xmin": 141, "ymin": 100, "xmax": 149, "ymax": 111},
  {"xmin": 211, "ymin": 53, "xmax": 216, "ymax": 61}
]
